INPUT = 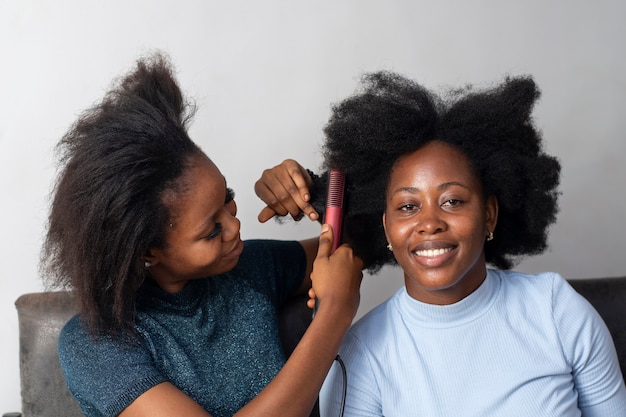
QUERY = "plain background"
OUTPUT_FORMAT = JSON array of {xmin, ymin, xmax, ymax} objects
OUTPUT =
[{"xmin": 1, "ymin": 0, "xmax": 624, "ymax": 411}]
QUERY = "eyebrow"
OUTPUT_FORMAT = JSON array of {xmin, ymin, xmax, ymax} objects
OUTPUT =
[{"xmin": 391, "ymin": 181, "xmax": 470, "ymax": 195}]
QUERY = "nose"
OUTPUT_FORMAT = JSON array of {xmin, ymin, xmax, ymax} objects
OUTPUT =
[
  {"xmin": 221, "ymin": 201, "xmax": 241, "ymax": 241},
  {"xmin": 417, "ymin": 203, "xmax": 446, "ymax": 235}
]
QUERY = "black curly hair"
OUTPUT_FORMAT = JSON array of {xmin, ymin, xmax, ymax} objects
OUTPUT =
[
  {"xmin": 310, "ymin": 71, "xmax": 561, "ymax": 272},
  {"xmin": 41, "ymin": 53, "xmax": 203, "ymax": 336}
]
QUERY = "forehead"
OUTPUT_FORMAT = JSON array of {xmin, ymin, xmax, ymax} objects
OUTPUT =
[
  {"xmin": 162, "ymin": 154, "xmax": 225, "ymax": 214},
  {"xmin": 180, "ymin": 155, "xmax": 225, "ymax": 203},
  {"xmin": 389, "ymin": 141, "xmax": 478, "ymax": 187}
]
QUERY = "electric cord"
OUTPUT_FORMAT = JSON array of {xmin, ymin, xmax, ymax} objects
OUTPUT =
[{"xmin": 334, "ymin": 354, "xmax": 347, "ymax": 417}]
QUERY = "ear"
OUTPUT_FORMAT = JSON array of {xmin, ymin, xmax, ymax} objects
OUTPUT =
[
  {"xmin": 142, "ymin": 249, "xmax": 160, "ymax": 268},
  {"xmin": 382, "ymin": 211, "xmax": 390, "ymax": 244},
  {"xmin": 485, "ymin": 195, "xmax": 499, "ymax": 235}
]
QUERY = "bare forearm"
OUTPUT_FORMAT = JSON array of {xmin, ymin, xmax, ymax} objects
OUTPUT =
[{"xmin": 235, "ymin": 304, "xmax": 351, "ymax": 417}]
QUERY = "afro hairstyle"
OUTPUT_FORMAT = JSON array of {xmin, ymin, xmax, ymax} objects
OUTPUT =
[{"xmin": 309, "ymin": 71, "xmax": 561, "ymax": 272}]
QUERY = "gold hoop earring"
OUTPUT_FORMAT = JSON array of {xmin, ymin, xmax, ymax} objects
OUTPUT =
[{"xmin": 486, "ymin": 231, "xmax": 494, "ymax": 241}]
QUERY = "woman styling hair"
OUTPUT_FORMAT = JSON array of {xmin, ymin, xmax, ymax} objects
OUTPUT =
[
  {"xmin": 42, "ymin": 53, "xmax": 363, "ymax": 417},
  {"xmin": 312, "ymin": 72, "xmax": 626, "ymax": 415}
]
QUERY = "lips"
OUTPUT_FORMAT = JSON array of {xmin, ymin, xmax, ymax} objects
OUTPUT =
[
  {"xmin": 413, "ymin": 247, "xmax": 453, "ymax": 258},
  {"xmin": 224, "ymin": 238, "xmax": 244, "ymax": 260},
  {"xmin": 412, "ymin": 239, "xmax": 455, "ymax": 252},
  {"xmin": 410, "ymin": 241, "xmax": 457, "ymax": 264}
]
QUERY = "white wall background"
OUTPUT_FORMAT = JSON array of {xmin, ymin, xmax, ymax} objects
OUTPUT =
[{"xmin": 1, "ymin": 0, "xmax": 624, "ymax": 411}]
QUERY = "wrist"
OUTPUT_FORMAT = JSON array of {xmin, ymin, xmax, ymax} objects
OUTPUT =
[{"xmin": 313, "ymin": 299, "xmax": 356, "ymax": 330}]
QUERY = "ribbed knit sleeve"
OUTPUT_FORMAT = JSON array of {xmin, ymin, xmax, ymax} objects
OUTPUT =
[
  {"xmin": 58, "ymin": 316, "xmax": 167, "ymax": 417},
  {"xmin": 550, "ymin": 275, "xmax": 626, "ymax": 415}
]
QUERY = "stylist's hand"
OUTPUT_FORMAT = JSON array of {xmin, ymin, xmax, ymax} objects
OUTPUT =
[
  {"xmin": 308, "ymin": 224, "xmax": 363, "ymax": 322},
  {"xmin": 255, "ymin": 159, "xmax": 319, "ymax": 223}
]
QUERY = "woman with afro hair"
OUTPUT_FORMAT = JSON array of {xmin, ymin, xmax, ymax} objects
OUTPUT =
[
  {"xmin": 42, "ymin": 53, "xmax": 364, "ymax": 417},
  {"xmin": 308, "ymin": 72, "xmax": 626, "ymax": 415}
]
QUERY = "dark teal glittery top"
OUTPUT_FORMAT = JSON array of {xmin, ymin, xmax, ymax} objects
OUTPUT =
[{"xmin": 58, "ymin": 239, "xmax": 306, "ymax": 417}]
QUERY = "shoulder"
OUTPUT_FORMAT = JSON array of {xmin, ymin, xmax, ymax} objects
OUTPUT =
[
  {"xmin": 58, "ymin": 315, "xmax": 166, "ymax": 416},
  {"xmin": 223, "ymin": 240, "xmax": 301, "ymax": 287},
  {"xmin": 229, "ymin": 239, "xmax": 306, "ymax": 301},
  {"xmin": 490, "ymin": 269, "xmax": 595, "ymax": 324},
  {"xmin": 492, "ymin": 269, "xmax": 613, "ymax": 358},
  {"xmin": 491, "ymin": 269, "xmax": 577, "ymax": 305},
  {"xmin": 238, "ymin": 239, "xmax": 305, "ymax": 267},
  {"xmin": 492, "ymin": 268, "xmax": 564, "ymax": 288},
  {"xmin": 345, "ymin": 290, "xmax": 402, "ymax": 350},
  {"xmin": 59, "ymin": 314, "xmax": 154, "ymax": 368},
  {"xmin": 58, "ymin": 314, "xmax": 90, "ymax": 355}
]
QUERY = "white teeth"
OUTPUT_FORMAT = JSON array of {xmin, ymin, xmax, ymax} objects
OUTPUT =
[{"xmin": 414, "ymin": 247, "xmax": 452, "ymax": 257}]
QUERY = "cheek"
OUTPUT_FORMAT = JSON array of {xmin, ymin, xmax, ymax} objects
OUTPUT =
[
  {"xmin": 451, "ymin": 216, "xmax": 486, "ymax": 246},
  {"xmin": 173, "ymin": 240, "xmax": 221, "ymax": 270},
  {"xmin": 198, "ymin": 240, "xmax": 222, "ymax": 261},
  {"xmin": 385, "ymin": 217, "xmax": 414, "ymax": 244}
]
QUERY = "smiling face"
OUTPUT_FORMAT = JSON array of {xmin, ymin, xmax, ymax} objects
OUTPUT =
[
  {"xmin": 146, "ymin": 153, "xmax": 243, "ymax": 293},
  {"xmin": 383, "ymin": 141, "xmax": 498, "ymax": 305}
]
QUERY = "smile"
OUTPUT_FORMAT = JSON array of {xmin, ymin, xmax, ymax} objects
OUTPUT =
[
  {"xmin": 413, "ymin": 247, "xmax": 453, "ymax": 258},
  {"xmin": 224, "ymin": 239, "xmax": 244, "ymax": 260}
]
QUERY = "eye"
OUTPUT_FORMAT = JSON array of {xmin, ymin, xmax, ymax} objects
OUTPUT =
[
  {"xmin": 225, "ymin": 188, "xmax": 235, "ymax": 204},
  {"xmin": 442, "ymin": 199, "xmax": 463, "ymax": 207},
  {"xmin": 399, "ymin": 203, "xmax": 418, "ymax": 212},
  {"xmin": 204, "ymin": 223, "xmax": 223, "ymax": 240}
]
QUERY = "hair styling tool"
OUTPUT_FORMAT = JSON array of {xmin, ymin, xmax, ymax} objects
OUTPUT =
[
  {"xmin": 324, "ymin": 169, "xmax": 346, "ymax": 252},
  {"xmin": 313, "ymin": 169, "xmax": 346, "ymax": 320}
]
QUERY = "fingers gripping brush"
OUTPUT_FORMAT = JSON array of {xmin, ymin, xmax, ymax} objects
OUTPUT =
[{"xmin": 313, "ymin": 169, "xmax": 346, "ymax": 318}]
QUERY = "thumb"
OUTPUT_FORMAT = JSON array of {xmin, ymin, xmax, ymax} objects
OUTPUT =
[
  {"xmin": 257, "ymin": 206, "xmax": 277, "ymax": 223},
  {"xmin": 316, "ymin": 224, "xmax": 334, "ymax": 259}
]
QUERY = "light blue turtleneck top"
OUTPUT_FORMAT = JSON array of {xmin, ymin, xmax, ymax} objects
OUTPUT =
[{"xmin": 320, "ymin": 269, "xmax": 626, "ymax": 416}]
